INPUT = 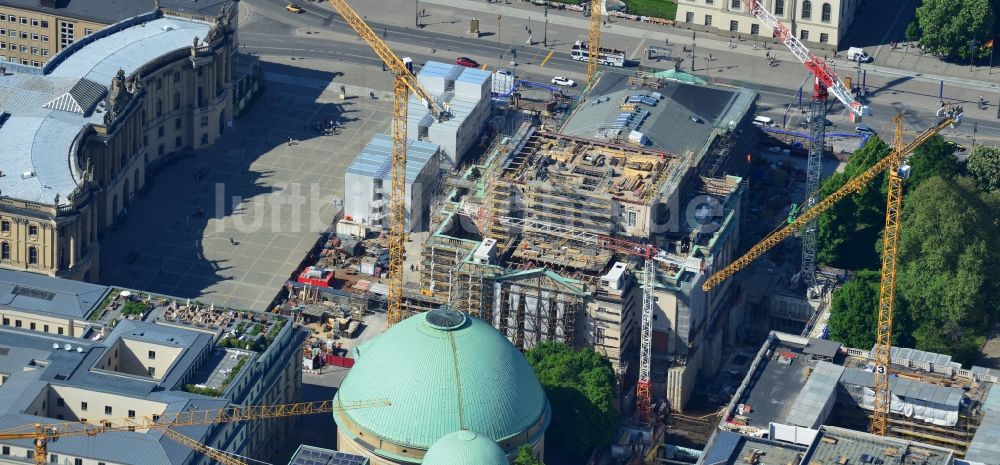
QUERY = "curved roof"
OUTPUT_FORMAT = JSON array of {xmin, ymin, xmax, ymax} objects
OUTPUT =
[
  {"xmin": 422, "ymin": 430, "xmax": 509, "ymax": 465},
  {"xmin": 334, "ymin": 308, "xmax": 548, "ymax": 450}
]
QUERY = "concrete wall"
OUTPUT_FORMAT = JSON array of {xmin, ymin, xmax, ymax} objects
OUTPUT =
[
  {"xmin": 675, "ymin": 0, "xmax": 861, "ymax": 49},
  {"xmin": 0, "ymin": 309, "xmax": 87, "ymax": 337}
]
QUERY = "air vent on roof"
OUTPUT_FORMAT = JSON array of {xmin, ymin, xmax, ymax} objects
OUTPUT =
[
  {"xmin": 63, "ymin": 343, "xmax": 72, "ymax": 351},
  {"xmin": 52, "ymin": 343, "xmax": 60, "ymax": 350},
  {"xmin": 163, "ymin": 25, "xmax": 176, "ymax": 32},
  {"xmin": 21, "ymin": 171, "xmax": 36, "ymax": 179},
  {"xmin": 39, "ymin": 0, "xmax": 57, "ymax": 8}
]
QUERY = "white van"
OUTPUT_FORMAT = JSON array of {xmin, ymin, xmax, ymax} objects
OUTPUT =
[
  {"xmin": 847, "ymin": 47, "xmax": 872, "ymax": 63},
  {"xmin": 753, "ymin": 115, "xmax": 775, "ymax": 127}
]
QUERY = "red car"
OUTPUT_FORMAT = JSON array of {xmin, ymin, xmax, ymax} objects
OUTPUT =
[{"xmin": 456, "ymin": 57, "xmax": 479, "ymax": 68}]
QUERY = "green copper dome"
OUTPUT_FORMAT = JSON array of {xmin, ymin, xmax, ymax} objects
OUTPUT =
[
  {"xmin": 333, "ymin": 308, "xmax": 549, "ymax": 452},
  {"xmin": 422, "ymin": 430, "xmax": 509, "ymax": 465}
]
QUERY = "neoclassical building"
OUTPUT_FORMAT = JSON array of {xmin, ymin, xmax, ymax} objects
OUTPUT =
[
  {"xmin": 0, "ymin": 1, "xmax": 252, "ymax": 281},
  {"xmin": 675, "ymin": 0, "xmax": 862, "ymax": 50}
]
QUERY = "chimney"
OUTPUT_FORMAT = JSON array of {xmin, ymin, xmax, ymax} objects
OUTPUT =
[{"xmin": 40, "ymin": 0, "xmax": 57, "ymax": 8}]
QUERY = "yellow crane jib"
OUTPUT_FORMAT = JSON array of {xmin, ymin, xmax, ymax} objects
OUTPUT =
[
  {"xmin": 701, "ymin": 109, "xmax": 962, "ymax": 292},
  {"xmin": 327, "ymin": 0, "xmax": 451, "ymax": 122}
]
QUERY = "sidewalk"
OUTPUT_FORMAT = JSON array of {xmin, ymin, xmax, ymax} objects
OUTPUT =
[{"xmin": 350, "ymin": 0, "xmax": 1000, "ymax": 91}]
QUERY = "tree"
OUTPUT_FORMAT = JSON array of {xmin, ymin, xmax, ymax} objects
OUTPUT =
[
  {"xmin": 827, "ymin": 270, "xmax": 880, "ymax": 349},
  {"xmin": 895, "ymin": 176, "xmax": 1000, "ymax": 365},
  {"xmin": 967, "ymin": 145, "xmax": 1000, "ymax": 192},
  {"xmin": 514, "ymin": 445, "xmax": 544, "ymax": 465},
  {"xmin": 905, "ymin": 20, "xmax": 921, "ymax": 42},
  {"xmin": 816, "ymin": 138, "xmax": 890, "ymax": 269},
  {"xmin": 525, "ymin": 342, "xmax": 619, "ymax": 459},
  {"xmin": 906, "ymin": 135, "xmax": 960, "ymax": 188},
  {"xmin": 915, "ymin": 0, "xmax": 995, "ymax": 60}
]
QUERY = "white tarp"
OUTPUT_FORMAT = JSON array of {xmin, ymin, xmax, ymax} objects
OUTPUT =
[{"xmin": 860, "ymin": 387, "xmax": 959, "ymax": 426}]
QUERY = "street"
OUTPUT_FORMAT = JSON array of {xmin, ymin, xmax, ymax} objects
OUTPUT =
[{"xmin": 240, "ymin": 0, "xmax": 1000, "ymax": 146}]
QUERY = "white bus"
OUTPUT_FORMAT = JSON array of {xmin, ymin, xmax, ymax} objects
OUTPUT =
[{"xmin": 570, "ymin": 40, "xmax": 626, "ymax": 67}]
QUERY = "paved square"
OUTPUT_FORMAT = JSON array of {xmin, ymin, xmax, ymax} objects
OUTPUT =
[{"xmin": 99, "ymin": 65, "xmax": 393, "ymax": 310}]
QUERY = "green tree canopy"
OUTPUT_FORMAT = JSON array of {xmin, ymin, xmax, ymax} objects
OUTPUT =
[
  {"xmin": 895, "ymin": 176, "xmax": 1000, "ymax": 364},
  {"xmin": 967, "ymin": 145, "xmax": 1000, "ymax": 192},
  {"xmin": 525, "ymin": 342, "xmax": 619, "ymax": 459},
  {"xmin": 906, "ymin": 135, "xmax": 960, "ymax": 188},
  {"xmin": 827, "ymin": 270, "xmax": 881, "ymax": 349},
  {"xmin": 915, "ymin": 0, "xmax": 995, "ymax": 60},
  {"xmin": 816, "ymin": 137, "xmax": 890, "ymax": 269},
  {"xmin": 514, "ymin": 445, "xmax": 545, "ymax": 465}
]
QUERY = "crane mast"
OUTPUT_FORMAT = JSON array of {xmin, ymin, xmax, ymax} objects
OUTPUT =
[{"xmin": 326, "ymin": 0, "xmax": 450, "ymax": 326}]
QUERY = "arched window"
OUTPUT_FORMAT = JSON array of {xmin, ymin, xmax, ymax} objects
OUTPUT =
[
  {"xmin": 822, "ymin": 3, "xmax": 832, "ymax": 22},
  {"xmin": 1, "ymin": 242, "xmax": 9, "ymax": 260},
  {"xmin": 802, "ymin": 1, "xmax": 812, "ymax": 19},
  {"xmin": 775, "ymin": 0, "xmax": 785, "ymax": 15},
  {"xmin": 28, "ymin": 246, "xmax": 37, "ymax": 265}
]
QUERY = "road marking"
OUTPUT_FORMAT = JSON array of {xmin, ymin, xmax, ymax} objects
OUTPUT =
[
  {"xmin": 540, "ymin": 50, "xmax": 554, "ymax": 67},
  {"xmin": 630, "ymin": 38, "xmax": 647, "ymax": 60},
  {"xmin": 481, "ymin": 63, "xmax": 488, "ymax": 70}
]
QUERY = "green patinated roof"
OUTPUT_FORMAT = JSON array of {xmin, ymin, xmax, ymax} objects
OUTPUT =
[
  {"xmin": 422, "ymin": 430, "xmax": 509, "ymax": 465},
  {"xmin": 649, "ymin": 69, "xmax": 708, "ymax": 85},
  {"xmin": 334, "ymin": 309, "xmax": 550, "ymax": 452},
  {"xmin": 496, "ymin": 268, "xmax": 589, "ymax": 296}
]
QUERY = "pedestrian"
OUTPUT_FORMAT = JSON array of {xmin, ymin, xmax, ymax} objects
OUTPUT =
[
  {"xmin": 728, "ymin": 38, "xmax": 732, "ymax": 48},
  {"xmin": 229, "ymin": 237, "xmax": 235, "ymax": 246},
  {"xmin": 766, "ymin": 50, "xmax": 770, "ymax": 59},
  {"xmin": 287, "ymin": 136, "xmax": 292, "ymax": 146},
  {"xmin": 709, "ymin": 53, "xmax": 713, "ymax": 61},
  {"xmin": 369, "ymin": 91, "xmax": 376, "ymax": 99}
]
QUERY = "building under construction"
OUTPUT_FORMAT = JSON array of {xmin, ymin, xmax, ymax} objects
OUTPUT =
[
  {"xmin": 693, "ymin": 331, "xmax": 1000, "ymax": 464},
  {"xmin": 412, "ymin": 74, "xmax": 759, "ymax": 412}
]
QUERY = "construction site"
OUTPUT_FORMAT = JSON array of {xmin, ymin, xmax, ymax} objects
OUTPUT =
[
  {"xmin": 406, "ymin": 71, "xmax": 759, "ymax": 417},
  {"xmin": 692, "ymin": 331, "xmax": 1000, "ymax": 464}
]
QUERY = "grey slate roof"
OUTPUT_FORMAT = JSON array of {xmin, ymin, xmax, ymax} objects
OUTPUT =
[
  {"xmin": 0, "ymin": 268, "xmax": 109, "ymax": 319},
  {"xmin": 784, "ymin": 361, "xmax": 843, "ymax": 428},
  {"xmin": 0, "ymin": 15, "xmax": 210, "ymax": 204},
  {"xmin": 0, "ymin": 0, "xmax": 155, "ymax": 25},
  {"xmin": 965, "ymin": 383, "xmax": 1000, "ymax": 463},
  {"xmin": 803, "ymin": 337, "xmax": 841, "ymax": 359}
]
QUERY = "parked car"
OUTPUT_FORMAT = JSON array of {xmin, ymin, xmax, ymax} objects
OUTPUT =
[
  {"xmin": 847, "ymin": 47, "xmax": 873, "ymax": 63},
  {"xmin": 285, "ymin": 3, "xmax": 303, "ymax": 13},
  {"xmin": 551, "ymin": 76, "xmax": 576, "ymax": 87},
  {"xmin": 855, "ymin": 124, "xmax": 877, "ymax": 135},
  {"xmin": 945, "ymin": 141, "xmax": 967, "ymax": 153},
  {"xmin": 456, "ymin": 57, "xmax": 479, "ymax": 68}
]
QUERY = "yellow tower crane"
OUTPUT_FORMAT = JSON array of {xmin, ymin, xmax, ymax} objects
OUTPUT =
[
  {"xmin": 587, "ymin": 0, "xmax": 603, "ymax": 82},
  {"xmin": 701, "ymin": 111, "xmax": 961, "ymax": 292},
  {"xmin": 326, "ymin": 0, "xmax": 451, "ymax": 326},
  {"xmin": 0, "ymin": 399, "xmax": 390, "ymax": 465}
]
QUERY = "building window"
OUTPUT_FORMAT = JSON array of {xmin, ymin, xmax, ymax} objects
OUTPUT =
[
  {"xmin": 0, "ymin": 319, "xmax": 6, "ymax": 326},
  {"xmin": 30, "ymin": 47, "xmax": 37, "ymax": 55},
  {"xmin": 147, "ymin": 367, "xmax": 156, "ymax": 377},
  {"xmin": 56, "ymin": 397, "xmax": 64, "ymax": 407},
  {"xmin": 173, "ymin": 71, "xmax": 180, "ymax": 82},
  {"xmin": 1, "ymin": 446, "xmax": 8, "ymax": 455},
  {"xmin": 626, "ymin": 210, "xmax": 638, "ymax": 226},
  {"xmin": 173, "ymin": 93, "xmax": 180, "ymax": 110},
  {"xmin": 84, "ymin": 28, "xmax": 94, "ymax": 36},
  {"xmin": 41, "ymin": 49, "xmax": 47, "ymax": 56},
  {"xmin": 157, "ymin": 126, "xmax": 164, "ymax": 138},
  {"xmin": 19, "ymin": 17, "xmax": 27, "ymax": 25},
  {"xmin": 800, "ymin": 29, "xmax": 809, "ymax": 40},
  {"xmin": 820, "ymin": 32, "xmax": 829, "ymax": 43},
  {"xmin": 685, "ymin": 11, "xmax": 694, "ymax": 23},
  {"xmin": 1, "ymin": 220, "xmax": 8, "ymax": 233},
  {"xmin": 40, "ymin": 20, "xmax": 47, "ymax": 28},
  {"xmin": 7, "ymin": 16, "xmax": 14, "ymax": 23},
  {"xmin": 104, "ymin": 406, "xmax": 112, "ymax": 415},
  {"xmin": 57, "ymin": 327, "xmax": 63, "ymax": 335},
  {"xmin": 821, "ymin": 3, "xmax": 831, "ymax": 21},
  {"xmin": 41, "ymin": 35, "xmax": 47, "ymax": 42},
  {"xmin": 704, "ymin": 14, "xmax": 712, "ymax": 26},
  {"xmin": 14, "ymin": 320, "xmax": 20, "ymax": 328},
  {"xmin": 30, "ymin": 322, "xmax": 35, "ymax": 330},
  {"xmin": 0, "ymin": 242, "xmax": 8, "ymax": 260},
  {"xmin": 81, "ymin": 402, "xmax": 87, "ymax": 411},
  {"xmin": 43, "ymin": 325, "xmax": 48, "ymax": 332},
  {"xmin": 705, "ymin": 0, "xmax": 713, "ymax": 3},
  {"xmin": 802, "ymin": 0, "xmax": 812, "ymax": 19},
  {"xmin": 775, "ymin": 0, "xmax": 784, "ymax": 15},
  {"xmin": 200, "ymin": 116, "xmax": 208, "ymax": 127},
  {"xmin": 75, "ymin": 459, "xmax": 83, "ymax": 465},
  {"xmin": 0, "ymin": 15, "xmax": 5, "ymax": 21},
  {"xmin": 156, "ymin": 78, "xmax": 162, "ymax": 90},
  {"xmin": 49, "ymin": 454, "xmax": 57, "ymax": 464},
  {"xmin": 201, "ymin": 134, "xmax": 208, "ymax": 145},
  {"xmin": 751, "ymin": 24, "xmax": 760, "ymax": 35},
  {"xmin": 27, "ymin": 246, "xmax": 37, "ymax": 265},
  {"xmin": 19, "ymin": 32, "xmax": 26, "ymax": 39},
  {"xmin": 731, "ymin": 0, "xmax": 740, "ymax": 8},
  {"xmin": 729, "ymin": 20, "xmax": 738, "ymax": 32},
  {"xmin": 175, "ymin": 136, "xmax": 182, "ymax": 148},
  {"xmin": 31, "ymin": 60, "xmax": 38, "ymax": 67},
  {"xmin": 128, "ymin": 409, "xmax": 136, "ymax": 418},
  {"xmin": 0, "ymin": 29, "xmax": 5, "ymax": 36},
  {"xmin": 20, "ymin": 45, "xmax": 26, "ymax": 52},
  {"xmin": 156, "ymin": 99, "xmax": 162, "ymax": 117},
  {"xmin": 31, "ymin": 33, "xmax": 37, "ymax": 40},
  {"xmin": 30, "ymin": 19, "xmax": 38, "ymax": 27},
  {"xmin": 28, "ymin": 225, "xmax": 37, "ymax": 236},
  {"xmin": 175, "ymin": 118, "xmax": 181, "ymax": 129},
  {"xmin": 158, "ymin": 144, "xmax": 164, "ymax": 156},
  {"xmin": 148, "ymin": 350, "xmax": 156, "ymax": 360}
]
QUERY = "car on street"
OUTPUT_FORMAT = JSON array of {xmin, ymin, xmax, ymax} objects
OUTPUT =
[
  {"xmin": 855, "ymin": 124, "xmax": 877, "ymax": 135},
  {"xmin": 285, "ymin": 3, "xmax": 303, "ymax": 13},
  {"xmin": 551, "ymin": 76, "xmax": 576, "ymax": 87},
  {"xmin": 945, "ymin": 141, "xmax": 967, "ymax": 153},
  {"xmin": 456, "ymin": 57, "xmax": 479, "ymax": 68},
  {"xmin": 847, "ymin": 47, "xmax": 873, "ymax": 63}
]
